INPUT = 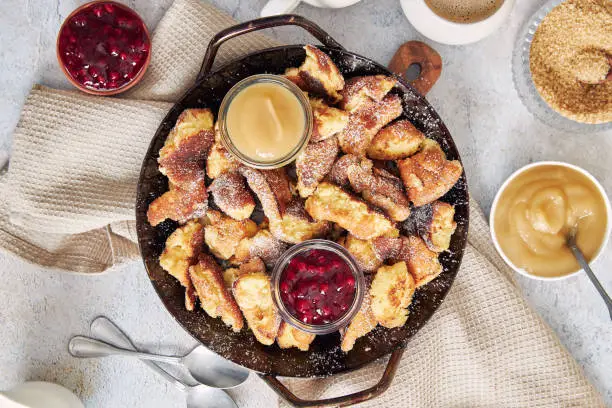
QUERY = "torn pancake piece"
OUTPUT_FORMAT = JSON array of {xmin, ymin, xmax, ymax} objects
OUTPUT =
[
  {"xmin": 210, "ymin": 172, "xmax": 255, "ymax": 221},
  {"xmin": 347, "ymin": 159, "xmax": 411, "ymax": 222},
  {"xmin": 327, "ymin": 154, "xmax": 359, "ymax": 187},
  {"xmin": 305, "ymin": 182, "xmax": 398, "ymax": 240},
  {"xmin": 204, "ymin": 210, "xmax": 258, "ymax": 260},
  {"xmin": 402, "ymin": 201, "xmax": 456, "ymax": 252},
  {"xmin": 339, "ymin": 75, "xmax": 397, "ymax": 112},
  {"xmin": 189, "ymin": 253, "xmax": 244, "ymax": 332},
  {"xmin": 240, "ymin": 167, "xmax": 292, "ymax": 222},
  {"xmin": 233, "ymin": 272, "xmax": 281, "ymax": 345},
  {"xmin": 284, "ymin": 45, "xmax": 345, "ymax": 102},
  {"xmin": 296, "ymin": 136, "xmax": 339, "ymax": 198},
  {"xmin": 157, "ymin": 109, "xmax": 215, "ymax": 186},
  {"xmin": 310, "ymin": 97, "xmax": 349, "ymax": 142},
  {"xmin": 147, "ymin": 109, "xmax": 215, "ymax": 226},
  {"xmin": 338, "ymin": 234, "xmax": 384, "ymax": 273},
  {"xmin": 233, "ymin": 229, "xmax": 289, "ymax": 267},
  {"xmin": 270, "ymin": 198, "xmax": 331, "ymax": 244},
  {"xmin": 147, "ymin": 182, "xmax": 208, "ymax": 227},
  {"xmin": 398, "ymin": 139, "xmax": 462, "ymax": 207},
  {"xmin": 207, "ymin": 140, "xmax": 240, "ymax": 179},
  {"xmin": 370, "ymin": 261, "xmax": 415, "ymax": 329},
  {"xmin": 159, "ymin": 220, "xmax": 204, "ymax": 311},
  {"xmin": 340, "ymin": 292, "xmax": 377, "ymax": 352},
  {"xmin": 389, "ymin": 235, "xmax": 443, "ymax": 287},
  {"xmin": 367, "ymin": 120, "xmax": 425, "ymax": 160},
  {"xmin": 338, "ymin": 94, "xmax": 403, "ymax": 157},
  {"xmin": 277, "ymin": 322, "xmax": 316, "ymax": 351}
]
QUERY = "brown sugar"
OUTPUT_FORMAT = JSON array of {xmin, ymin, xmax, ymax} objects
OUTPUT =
[{"xmin": 529, "ymin": 0, "xmax": 612, "ymax": 124}]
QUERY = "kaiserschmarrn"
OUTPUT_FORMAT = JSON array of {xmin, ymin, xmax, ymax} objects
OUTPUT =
[
  {"xmin": 398, "ymin": 139, "xmax": 463, "ymax": 207},
  {"xmin": 149, "ymin": 45, "xmax": 462, "ymax": 353},
  {"xmin": 305, "ymin": 182, "xmax": 398, "ymax": 240},
  {"xmin": 370, "ymin": 262, "xmax": 415, "ymax": 328},
  {"xmin": 159, "ymin": 220, "xmax": 204, "ymax": 311},
  {"xmin": 189, "ymin": 253, "xmax": 244, "ymax": 332},
  {"xmin": 233, "ymin": 272, "xmax": 281, "ymax": 345},
  {"xmin": 147, "ymin": 109, "xmax": 215, "ymax": 226}
]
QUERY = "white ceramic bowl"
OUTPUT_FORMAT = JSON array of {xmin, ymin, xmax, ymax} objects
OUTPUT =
[
  {"xmin": 303, "ymin": 0, "xmax": 362, "ymax": 8},
  {"xmin": 261, "ymin": 0, "xmax": 362, "ymax": 16},
  {"xmin": 0, "ymin": 382, "xmax": 84, "ymax": 408},
  {"xmin": 399, "ymin": 0, "xmax": 515, "ymax": 45},
  {"xmin": 489, "ymin": 161, "xmax": 612, "ymax": 281}
]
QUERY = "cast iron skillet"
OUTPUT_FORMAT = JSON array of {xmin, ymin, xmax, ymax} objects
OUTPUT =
[{"xmin": 136, "ymin": 15, "xmax": 469, "ymax": 407}]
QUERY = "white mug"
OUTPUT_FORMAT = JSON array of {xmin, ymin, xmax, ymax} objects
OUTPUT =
[
  {"xmin": 0, "ymin": 382, "xmax": 84, "ymax": 408},
  {"xmin": 261, "ymin": 0, "xmax": 363, "ymax": 17},
  {"xmin": 399, "ymin": 0, "xmax": 515, "ymax": 45}
]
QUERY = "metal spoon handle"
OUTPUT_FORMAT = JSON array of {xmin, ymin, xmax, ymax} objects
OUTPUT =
[
  {"xmin": 569, "ymin": 245, "xmax": 612, "ymax": 320},
  {"xmin": 69, "ymin": 336, "xmax": 183, "ymax": 365},
  {"xmin": 90, "ymin": 317, "xmax": 188, "ymax": 392}
]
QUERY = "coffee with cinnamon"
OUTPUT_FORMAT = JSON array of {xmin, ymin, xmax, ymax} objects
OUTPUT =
[{"xmin": 424, "ymin": 0, "xmax": 504, "ymax": 24}]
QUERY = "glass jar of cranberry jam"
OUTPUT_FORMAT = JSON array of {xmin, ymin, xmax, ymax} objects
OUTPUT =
[
  {"xmin": 272, "ymin": 240, "xmax": 364, "ymax": 335},
  {"xmin": 56, "ymin": 1, "xmax": 151, "ymax": 95}
]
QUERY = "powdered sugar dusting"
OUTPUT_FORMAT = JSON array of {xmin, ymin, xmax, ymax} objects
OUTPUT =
[
  {"xmin": 209, "ymin": 172, "xmax": 255, "ymax": 219},
  {"xmin": 249, "ymin": 230, "xmax": 288, "ymax": 267},
  {"xmin": 296, "ymin": 136, "xmax": 339, "ymax": 196},
  {"xmin": 145, "ymin": 45, "xmax": 468, "ymax": 377},
  {"xmin": 240, "ymin": 167, "xmax": 283, "ymax": 221}
]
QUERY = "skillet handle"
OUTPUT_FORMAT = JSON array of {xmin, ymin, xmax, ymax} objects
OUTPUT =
[
  {"xmin": 197, "ymin": 14, "xmax": 345, "ymax": 82},
  {"xmin": 260, "ymin": 348, "xmax": 405, "ymax": 407}
]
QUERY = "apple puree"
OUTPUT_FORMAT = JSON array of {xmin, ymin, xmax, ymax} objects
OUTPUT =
[
  {"xmin": 494, "ymin": 165, "xmax": 608, "ymax": 277},
  {"xmin": 226, "ymin": 82, "xmax": 306, "ymax": 162}
]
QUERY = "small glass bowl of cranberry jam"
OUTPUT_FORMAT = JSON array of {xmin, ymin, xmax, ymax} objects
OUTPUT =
[
  {"xmin": 56, "ymin": 1, "xmax": 151, "ymax": 95},
  {"xmin": 272, "ymin": 240, "xmax": 365, "ymax": 335}
]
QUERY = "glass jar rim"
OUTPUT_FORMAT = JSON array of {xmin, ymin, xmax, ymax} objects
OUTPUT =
[
  {"xmin": 270, "ymin": 239, "xmax": 365, "ymax": 335},
  {"xmin": 217, "ymin": 74, "xmax": 313, "ymax": 170}
]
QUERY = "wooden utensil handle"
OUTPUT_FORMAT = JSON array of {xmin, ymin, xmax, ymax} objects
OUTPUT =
[
  {"xmin": 388, "ymin": 41, "xmax": 442, "ymax": 95},
  {"xmin": 260, "ymin": 348, "xmax": 405, "ymax": 407}
]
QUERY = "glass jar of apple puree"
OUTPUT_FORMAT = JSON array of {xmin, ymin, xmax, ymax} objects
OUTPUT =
[{"xmin": 218, "ymin": 74, "xmax": 313, "ymax": 169}]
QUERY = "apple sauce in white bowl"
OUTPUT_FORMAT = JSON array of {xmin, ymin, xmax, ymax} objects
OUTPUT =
[{"xmin": 490, "ymin": 161, "xmax": 611, "ymax": 280}]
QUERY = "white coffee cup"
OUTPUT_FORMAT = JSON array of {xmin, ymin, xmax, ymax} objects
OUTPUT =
[
  {"xmin": 261, "ymin": 0, "xmax": 363, "ymax": 17},
  {"xmin": 399, "ymin": 0, "xmax": 515, "ymax": 45}
]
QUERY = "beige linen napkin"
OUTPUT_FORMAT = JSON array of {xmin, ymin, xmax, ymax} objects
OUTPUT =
[
  {"xmin": 0, "ymin": 0, "xmax": 605, "ymax": 406},
  {"xmin": 1, "ymin": 0, "xmax": 278, "ymax": 272}
]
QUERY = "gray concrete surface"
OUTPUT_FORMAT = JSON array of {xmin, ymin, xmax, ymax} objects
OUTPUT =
[{"xmin": 0, "ymin": 0, "xmax": 611, "ymax": 406}]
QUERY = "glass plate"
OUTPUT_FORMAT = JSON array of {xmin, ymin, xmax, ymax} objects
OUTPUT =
[{"xmin": 511, "ymin": 0, "xmax": 612, "ymax": 133}]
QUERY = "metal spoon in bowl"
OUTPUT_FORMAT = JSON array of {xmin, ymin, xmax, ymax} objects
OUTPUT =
[
  {"xmin": 86, "ymin": 317, "xmax": 238, "ymax": 408},
  {"xmin": 68, "ymin": 335, "xmax": 249, "ymax": 389},
  {"xmin": 566, "ymin": 226, "xmax": 612, "ymax": 320}
]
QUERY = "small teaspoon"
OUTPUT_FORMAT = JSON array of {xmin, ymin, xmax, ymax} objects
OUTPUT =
[
  {"xmin": 68, "ymin": 335, "xmax": 249, "ymax": 389},
  {"xmin": 566, "ymin": 226, "xmax": 612, "ymax": 320},
  {"xmin": 87, "ymin": 317, "xmax": 238, "ymax": 408}
]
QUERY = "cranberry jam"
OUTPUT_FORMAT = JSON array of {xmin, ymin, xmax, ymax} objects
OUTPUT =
[
  {"xmin": 279, "ymin": 248, "xmax": 357, "ymax": 326},
  {"xmin": 57, "ymin": 1, "xmax": 150, "ymax": 92}
]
